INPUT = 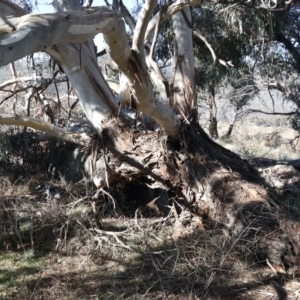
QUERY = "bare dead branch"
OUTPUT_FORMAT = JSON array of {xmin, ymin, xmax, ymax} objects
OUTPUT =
[
  {"xmin": 193, "ymin": 30, "xmax": 233, "ymax": 67},
  {"xmin": 0, "ymin": 86, "xmax": 29, "ymax": 105},
  {"xmin": 0, "ymin": 76, "xmax": 41, "ymax": 90},
  {"xmin": 244, "ymin": 109, "xmax": 296, "ymax": 116}
]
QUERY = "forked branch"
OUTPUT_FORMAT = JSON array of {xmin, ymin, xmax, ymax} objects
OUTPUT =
[{"xmin": 132, "ymin": 0, "xmax": 157, "ymax": 55}]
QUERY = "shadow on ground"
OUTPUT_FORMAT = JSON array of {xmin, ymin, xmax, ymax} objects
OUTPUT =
[{"xmin": 0, "ymin": 212, "xmax": 298, "ymax": 300}]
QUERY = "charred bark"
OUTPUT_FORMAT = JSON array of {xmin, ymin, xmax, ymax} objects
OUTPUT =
[
  {"xmin": 208, "ymin": 86, "xmax": 219, "ymax": 139},
  {"xmin": 225, "ymin": 124, "xmax": 234, "ymax": 137}
]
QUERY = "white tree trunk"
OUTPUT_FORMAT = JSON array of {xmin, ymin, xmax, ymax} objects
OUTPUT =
[
  {"xmin": 44, "ymin": 0, "xmax": 121, "ymax": 133},
  {"xmin": 48, "ymin": 42, "xmax": 120, "ymax": 133},
  {"xmin": 0, "ymin": 114, "xmax": 90, "ymax": 145},
  {"xmin": 171, "ymin": 8, "xmax": 196, "ymax": 119}
]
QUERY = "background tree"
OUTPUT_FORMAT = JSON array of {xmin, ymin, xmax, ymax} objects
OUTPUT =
[{"xmin": 192, "ymin": 4, "xmax": 263, "ymax": 138}]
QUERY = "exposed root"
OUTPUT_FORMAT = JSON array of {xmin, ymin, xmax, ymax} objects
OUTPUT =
[{"xmin": 95, "ymin": 121, "xmax": 300, "ymax": 271}]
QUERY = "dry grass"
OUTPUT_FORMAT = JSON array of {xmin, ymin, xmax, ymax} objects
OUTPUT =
[
  {"xmin": 0, "ymin": 173, "xmax": 300, "ymax": 300},
  {"xmin": 217, "ymin": 122, "xmax": 300, "ymax": 161}
]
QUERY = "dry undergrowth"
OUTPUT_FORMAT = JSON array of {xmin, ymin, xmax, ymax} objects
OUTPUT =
[
  {"xmin": 0, "ymin": 120, "xmax": 300, "ymax": 299},
  {"xmin": 0, "ymin": 173, "xmax": 300, "ymax": 300}
]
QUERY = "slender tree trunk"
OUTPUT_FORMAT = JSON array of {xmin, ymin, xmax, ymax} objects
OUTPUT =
[
  {"xmin": 226, "ymin": 124, "xmax": 234, "ymax": 137},
  {"xmin": 208, "ymin": 85, "xmax": 218, "ymax": 138}
]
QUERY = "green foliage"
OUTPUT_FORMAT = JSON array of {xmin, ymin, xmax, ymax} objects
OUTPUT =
[
  {"xmin": 193, "ymin": 4, "xmax": 265, "ymax": 90},
  {"xmin": 273, "ymin": 5, "xmax": 300, "ymax": 66},
  {"xmin": 290, "ymin": 111, "xmax": 300, "ymax": 132}
]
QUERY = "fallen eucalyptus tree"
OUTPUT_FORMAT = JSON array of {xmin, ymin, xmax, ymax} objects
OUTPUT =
[{"xmin": 0, "ymin": 0, "xmax": 300, "ymax": 272}]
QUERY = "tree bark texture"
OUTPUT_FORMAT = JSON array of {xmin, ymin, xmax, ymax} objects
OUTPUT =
[
  {"xmin": 208, "ymin": 86, "xmax": 219, "ymax": 139},
  {"xmin": 171, "ymin": 8, "xmax": 196, "ymax": 122}
]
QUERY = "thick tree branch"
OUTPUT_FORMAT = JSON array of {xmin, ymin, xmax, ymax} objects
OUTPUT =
[
  {"xmin": 0, "ymin": 114, "xmax": 91, "ymax": 145},
  {"xmin": 0, "ymin": 0, "xmax": 29, "ymax": 18},
  {"xmin": 145, "ymin": 48, "xmax": 170, "ymax": 104},
  {"xmin": 0, "ymin": 1, "xmax": 180, "ymax": 138},
  {"xmin": 149, "ymin": 5, "xmax": 167, "ymax": 59},
  {"xmin": 0, "ymin": 7, "xmax": 125, "ymax": 66},
  {"xmin": 100, "ymin": 4, "xmax": 180, "ymax": 137},
  {"xmin": 48, "ymin": 43, "xmax": 121, "ymax": 131},
  {"xmin": 171, "ymin": 8, "xmax": 196, "ymax": 119},
  {"xmin": 133, "ymin": 0, "xmax": 157, "ymax": 55},
  {"xmin": 112, "ymin": 0, "xmax": 136, "ymax": 32},
  {"xmin": 145, "ymin": 6, "xmax": 170, "ymax": 106}
]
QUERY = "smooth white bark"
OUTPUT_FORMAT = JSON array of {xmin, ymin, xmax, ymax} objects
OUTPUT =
[
  {"xmin": 0, "ymin": 114, "xmax": 90, "ymax": 145},
  {"xmin": 0, "ymin": 1, "xmax": 181, "ymax": 138},
  {"xmin": 48, "ymin": 42, "xmax": 120, "ymax": 133},
  {"xmin": 171, "ymin": 8, "xmax": 195, "ymax": 117},
  {"xmin": 0, "ymin": 7, "xmax": 126, "ymax": 66},
  {"xmin": 144, "ymin": 0, "xmax": 205, "ymax": 43},
  {"xmin": 0, "ymin": 0, "xmax": 28, "ymax": 18},
  {"xmin": 101, "ymin": 1, "xmax": 180, "ymax": 137},
  {"xmin": 145, "ymin": 54, "xmax": 169, "ymax": 106},
  {"xmin": 132, "ymin": 0, "xmax": 157, "ymax": 58}
]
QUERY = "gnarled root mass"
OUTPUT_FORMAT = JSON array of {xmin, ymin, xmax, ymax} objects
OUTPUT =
[
  {"xmin": 3, "ymin": 120, "xmax": 300, "ymax": 275},
  {"xmin": 96, "ymin": 121, "xmax": 300, "ymax": 273}
]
